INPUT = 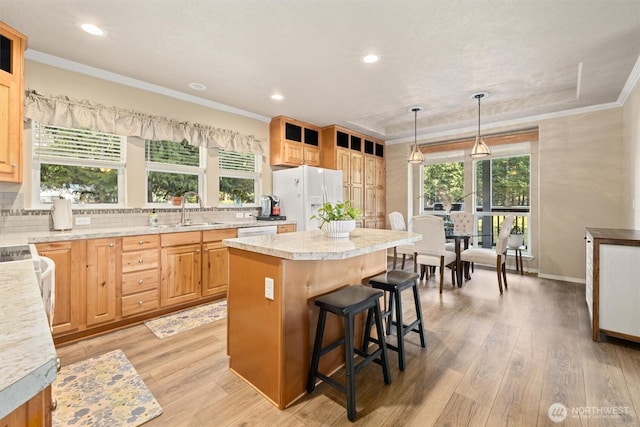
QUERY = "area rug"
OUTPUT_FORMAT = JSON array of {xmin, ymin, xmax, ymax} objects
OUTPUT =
[
  {"xmin": 52, "ymin": 349, "xmax": 163, "ymax": 427},
  {"xmin": 144, "ymin": 299, "xmax": 227, "ymax": 339}
]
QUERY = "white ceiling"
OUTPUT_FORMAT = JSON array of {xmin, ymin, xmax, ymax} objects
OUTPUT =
[{"xmin": 2, "ymin": 0, "xmax": 640, "ymax": 143}]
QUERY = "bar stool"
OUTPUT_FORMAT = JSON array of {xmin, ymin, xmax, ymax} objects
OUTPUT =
[
  {"xmin": 364, "ymin": 270, "xmax": 426, "ymax": 371},
  {"xmin": 307, "ymin": 285, "xmax": 391, "ymax": 422}
]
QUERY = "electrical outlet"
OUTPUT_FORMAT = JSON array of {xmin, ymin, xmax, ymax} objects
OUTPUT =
[
  {"xmin": 75, "ymin": 216, "xmax": 91, "ymax": 225},
  {"xmin": 244, "ymin": 212, "xmax": 252, "ymax": 218},
  {"xmin": 265, "ymin": 277, "xmax": 274, "ymax": 300},
  {"xmin": 235, "ymin": 212, "xmax": 244, "ymax": 218}
]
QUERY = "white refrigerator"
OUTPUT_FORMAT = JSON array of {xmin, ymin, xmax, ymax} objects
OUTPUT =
[{"xmin": 273, "ymin": 165, "xmax": 343, "ymax": 231}]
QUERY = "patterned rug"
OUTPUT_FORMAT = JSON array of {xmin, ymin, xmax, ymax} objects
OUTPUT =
[
  {"xmin": 144, "ymin": 299, "xmax": 227, "ymax": 339},
  {"xmin": 52, "ymin": 349, "xmax": 163, "ymax": 427}
]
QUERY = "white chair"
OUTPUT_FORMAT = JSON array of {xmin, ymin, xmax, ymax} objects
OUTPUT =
[
  {"xmin": 460, "ymin": 215, "xmax": 515, "ymax": 294},
  {"xmin": 388, "ymin": 211, "xmax": 415, "ymax": 270},
  {"xmin": 445, "ymin": 211, "xmax": 475, "ymax": 252},
  {"xmin": 412, "ymin": 215, "xmax": 457, "ymax": 293}
]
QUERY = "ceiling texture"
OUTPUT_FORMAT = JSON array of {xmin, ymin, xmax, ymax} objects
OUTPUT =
[{"xmin": 2, "ymin": 0, "xmax": 640, "ymax": 144}]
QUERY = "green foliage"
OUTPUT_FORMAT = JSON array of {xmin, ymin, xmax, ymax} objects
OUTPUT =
[
  {"xmin": 476, "ymin": 156, "xmax": 530, "ymax": 207},
  {"xmin": 147, "ymin": 171, "xmax": 198, "ymax": 202},
  {"xmin": 41, "ymin": 164, "xmax": 118, "ymax": 203},
  {"xmin": 219, "ymin": 177, "xmax": 255, "ymax": 204},
  {"xmin": 310, "ymin": 200, "xmax": 361, "ymax": 228},
  {"xmin": 422, "ymin": 162, "xmax": 464, "ymax": 205}
]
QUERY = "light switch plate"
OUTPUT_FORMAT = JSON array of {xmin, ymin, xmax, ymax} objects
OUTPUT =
[
  {"xmin": 75, "ymin": 216, "xmax": 91, "ymax": 225},
  {"xmin": 265, "ymin": 277, "xmax": 274, "ymax": 300}
]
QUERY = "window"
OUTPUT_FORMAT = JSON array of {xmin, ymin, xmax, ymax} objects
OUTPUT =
[
  {"xmin": 420, "ymin": 142, "xmax": 532, "ymax": 249},
  {"xmin": 32, "ymin": 122, "xmax": 125, "ymax": 207},
  {"xmin": 219, "ymin": 150, "xmax": 259, "ymax": 206},
  {"xmin": 421, "ymin": 150, "xmax": 465, "ymax": 211},
  {"xmin": 145, "ymin": 139, "xmax": 203, "ymax": 205}
]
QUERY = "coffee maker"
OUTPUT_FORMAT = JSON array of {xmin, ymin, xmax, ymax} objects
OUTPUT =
[{"xmin": 257, "ymin": 195, "xmax": 285, "ymax": 220}]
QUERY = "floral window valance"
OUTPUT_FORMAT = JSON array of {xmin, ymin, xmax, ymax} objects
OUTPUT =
[{"xmin": 23, "ymin": 90, "xmax": 267, "ymax": 157}]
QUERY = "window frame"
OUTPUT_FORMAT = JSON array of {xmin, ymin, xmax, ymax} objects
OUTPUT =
[
  {"xmin": 218, "ymin": 149, "xmax": 261, "ymax": 208},
  {"xmin": 31, "ymin": 122, "xmax": 126, "ymax": 209},
  {"xmin": 144, "ymin": 140, "xmax": 206, "ymax": 208}
]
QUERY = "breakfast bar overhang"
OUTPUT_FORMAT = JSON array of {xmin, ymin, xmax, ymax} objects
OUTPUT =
[{"xmin": 223, "ymin": 228, "xmax": 420, "ymax": 409}]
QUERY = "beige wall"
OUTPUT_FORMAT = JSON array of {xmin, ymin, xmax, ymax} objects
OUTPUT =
[
  {"xmin": 538, "ymin": 109, "xmax": 623, "ymax": 280},
  {"xmin": 2, "ymin": 60, "xmax": 271, "ymax": 207},
  {"xmin": 622, "ymin": 80, "xmax": 640, "ymax": 229},
  {"xmin": 386, "ymin": 107, "xmax": 625, "ymax": 283}
]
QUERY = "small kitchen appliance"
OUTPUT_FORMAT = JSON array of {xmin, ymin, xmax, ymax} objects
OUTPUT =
[
  {"xmin": 51, "ymin": 197, "xmax": 73, "ymax": 230},
  {"xmin": 257, "ymin": 195, "xmax": 286, "ymax": 220}
]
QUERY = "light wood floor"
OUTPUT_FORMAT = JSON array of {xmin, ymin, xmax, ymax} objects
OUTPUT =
[{"xmin": 54, "ymin": 261, "xmax": 640, "ymax": 426}]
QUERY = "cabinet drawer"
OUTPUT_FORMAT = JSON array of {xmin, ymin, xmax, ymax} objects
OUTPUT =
[
  {"xmin": 121, "ymin": 290, "xmax": 159, "ymax": 317},
  {"xmin": 161, "ymin": 231, "xmax": 201, "ymax": 247},
  {"xmin": 203, "ymin": 228, "xmax": 237, "ymax": 242},
  {"xmin": 122, "ymin": 234, "xmax": 159, "ymax": 251},
  {"xmin": 122, "ymin": 249, "xmax": 159, "ymax": 273},
  {"xmin": 122, "ymin": 269, "xmax": 159, "ymax": 295},
  {"xmin": 277, "ymin": 224, "xmax": 296, "ymax": 233}
]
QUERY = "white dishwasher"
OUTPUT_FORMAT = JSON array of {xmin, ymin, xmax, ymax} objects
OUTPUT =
[{"xmin": 237, "ymin": 225, "xmax": 278, "ymax": 237}]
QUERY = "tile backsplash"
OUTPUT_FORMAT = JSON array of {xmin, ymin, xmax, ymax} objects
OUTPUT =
[{"xmin": 0, "ymin": 193, "xmax": 260, "ymax": 234}]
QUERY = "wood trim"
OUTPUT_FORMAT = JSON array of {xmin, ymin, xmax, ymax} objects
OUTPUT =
[{"xmin": 419, "ymin": 129, "xmax": 539, "ymax": 155}]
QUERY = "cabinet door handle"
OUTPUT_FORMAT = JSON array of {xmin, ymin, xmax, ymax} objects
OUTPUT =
[
  {"xmin": 138, "ymin": 258, "xmax": 144, "ymax": 263},
  {"xmin": 109, "ymin": 243, "xmax": 114, "ymax": 247},
  {"xmin": 51, "ymin": 397, "xmax": 58, "ymax": 411},
  {"xmin": 139, "ymin": 240, "xmax": 144, "ymax": 245},
  {"xmin": 138, "ymin": 279, "xmax": 144, "ymax": 284},
  {"xmin": 138, "ymin": 301, "xmax": 144, "ymax": 305},
  {"xmin": 56, "ymin": 357, "xmax": 61, "ymax": 372}
]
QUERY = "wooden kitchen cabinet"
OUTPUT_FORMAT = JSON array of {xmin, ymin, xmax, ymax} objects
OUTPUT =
[
  {"xmin": 277, "ymin": 224, "xmax": 296, "ymax": 233},
  {"xmin": 0, "ymin": 386, "xmax": 51, "ymax": 427},
  {"xmin": 0, "ymin": 21, "xmax": 26, "ymax": 183},
  {"xmin": 35, "ymin": 241, "xmax": 86, "ymax": 335},
  {"xmin": 585, "ymin": 228, "xmax": 640, "ymax": 343},
  {"xmin": 202, "ymin": 229, "xmax": 236, "ymax": 297},
  {"xmin": 121, "ymin": 234, "xmax": 160, "ymax": 317},
  {"xmin": 161, "ymin": 231, "xmax": 201, "ymax": 306},
  {"xmin": 322, "ymin": 125, "xmax": 384, "ymax": 228},
  {"xmin": 86, "ymin": 238, "xmax": 119, "ymax": 326},
  {"xmin": 270, "ymin": 116, "xmax": 321, "ymax": 167}
]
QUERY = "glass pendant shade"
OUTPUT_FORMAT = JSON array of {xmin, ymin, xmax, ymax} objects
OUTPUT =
[
  {"xmin": 470, "ymin": 136, "xmax": 491, "ymax": 158},
  {"xmin": 408, "ymin": 106, "xmax": 424, "ymax": 164},
  {"xmin": 408, "ymin": 144, "xmax": 424, "ymax": 163},
  {"xmin": 470, "ymin": 92, "xmax": 491, "ymax": 158}
]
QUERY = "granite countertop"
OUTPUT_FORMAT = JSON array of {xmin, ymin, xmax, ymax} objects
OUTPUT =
[
  {"xmin": 0, "ymin": 260, "xmax": 58, "ymax": 419},
  {"xmin": 0, "ymin": 219, "xmax": 295, "ymax": 246},
  {"xmin": 223, "ymin": 228, "xmax": 421, "ymax": 260}
]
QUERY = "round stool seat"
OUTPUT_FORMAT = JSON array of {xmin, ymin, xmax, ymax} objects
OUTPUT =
[
  {"xmin": 369, "ymin": 270, "xmax": 420, "ymax": 291},
  {"xmin": 314, "ymin": 285, "xmax": 383, "ymax": 315}
]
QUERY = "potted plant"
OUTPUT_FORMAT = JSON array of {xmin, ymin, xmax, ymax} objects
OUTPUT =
[
  {"xmin": 507, "ymin": 224, "xmax": 525, "ymax": 249},
  {"xmin": 310, "ymin": 200, "xmax": 361, "ymax": 238}
]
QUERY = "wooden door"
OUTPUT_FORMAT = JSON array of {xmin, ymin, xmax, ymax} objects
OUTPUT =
[
  {"xmin": 36, "ymin": 241, "xmax": 85, "ymax": 335},
  {"xmin": 202, "ymin": 242, "xmax": 229, "ymax": 297},
  {"xmin": 86, "ymin": 238, "xmax": 118, "ymax": 325},
  {"xmin": 161, "ymin": 243, "xmax": 201, "ymax": 306}
]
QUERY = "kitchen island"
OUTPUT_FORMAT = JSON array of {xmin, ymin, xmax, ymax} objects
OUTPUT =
[
  {"xmin": 0, "ymin": 260, "xmax": 57, "ymax": 423},
  {"xmin": 223, "ymin": 228, "xmax": 420, "ymax": 409}
]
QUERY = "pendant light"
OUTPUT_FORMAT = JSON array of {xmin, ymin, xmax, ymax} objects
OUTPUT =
[
  {"xmin": 408, "ymin": 106, "xmax": 424, "ymax": 164},
  {"xmin": 470, "ymin": 92, "xmax": 491, "ymax": 158}
]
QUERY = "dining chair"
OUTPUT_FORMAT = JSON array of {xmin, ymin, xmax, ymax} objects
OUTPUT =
[
  {"xmin": 388, "ymin": 211, "xmax": 415, "ymax": 269},
  {"xmin": 460, "ymin": 215, "xmax": 515, "ymax": 294},
  {"xmin": 446, "ymin": 211, "xmax": 476, "ymax": 276},
  {"xmin": 412, "ymin": 215, "xmax": 457, "ymax": 293}
]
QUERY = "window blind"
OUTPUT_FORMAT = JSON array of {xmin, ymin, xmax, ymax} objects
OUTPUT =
[
  {"xmin": 145, "ymin": 139, "xmax": 199, "ymax": 167},
  {"xmin": 219, "ymin": 149, "xmax": 256, "ymax": 172},
  {"xmin": 33, "ymin": 122, "xmax": 124, "ymax": 163}
]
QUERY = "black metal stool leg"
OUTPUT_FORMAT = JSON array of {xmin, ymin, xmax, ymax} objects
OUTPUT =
[
  {"xmin": 307, "ymin": 309, "xmax": 327, "ymax": 393},
  {"xmin": 412, "ymin": 281, "xmax": 427, "ymax": 348},
  {"xmin": 393, "ymin": 289, "xmax": 406, "ymax": 371},
  {"xmin": 373, "ymin": 304, "xmax": 391, "ymax": 384},
  {"xmin": 345, "ymin": 312, "xmax": 357, "ymax": 422}
]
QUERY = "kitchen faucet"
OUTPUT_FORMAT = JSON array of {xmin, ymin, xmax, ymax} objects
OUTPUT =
[{"xmin": 180, "ymin": 191, "xmax": 203, "ymax": 225}]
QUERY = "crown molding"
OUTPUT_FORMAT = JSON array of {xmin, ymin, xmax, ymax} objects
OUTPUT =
[
  {"xmin": 617, "ymin": 54, "xmax": 640, "ymax": 105},
  {"xmin": 24, "ymin": 49, "xmax": 271, "ymax": 123}
]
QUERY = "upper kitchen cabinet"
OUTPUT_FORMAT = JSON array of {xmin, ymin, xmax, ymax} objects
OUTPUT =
[
  {"xmin": 270, "ymin": 116, "xmax": 321, "ymax": 167},
  {"xmin": 321, "ymin": 125, "xmax": 385, "ymax": 228},
  {"xmin": 0, "ymin": 21, "xmax": 26, "ymax": 183}
]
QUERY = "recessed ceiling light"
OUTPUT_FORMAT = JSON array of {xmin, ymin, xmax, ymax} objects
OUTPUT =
[
  {"xmin": 271, "ymin": 94, "xmax": 284, "ymax": 101},
  {"xmin": 189, "ymin": 82, "xmax": 206, "ymax": 91},
  {"xmin": 363, "ymin": 54, "xmax": 379, "ymax": 64},
  {"xmin": 80, "ymin": 23, "xmax": 105, "ymax": 36}
]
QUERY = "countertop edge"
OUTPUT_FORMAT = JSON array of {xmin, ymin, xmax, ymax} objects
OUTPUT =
[{"xmin": 0, "ymin": 358, "xmax": 57, "ymax": 420}]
